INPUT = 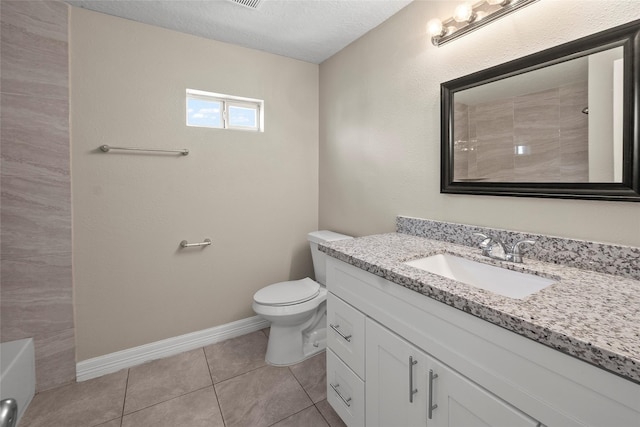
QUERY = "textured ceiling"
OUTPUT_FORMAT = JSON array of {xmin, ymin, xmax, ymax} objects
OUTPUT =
[{"xmin": 66, "ymin": 0, "xmax": 413, "ymax": 63}]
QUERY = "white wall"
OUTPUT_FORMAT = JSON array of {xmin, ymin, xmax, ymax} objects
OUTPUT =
[
  {"xmin": 71, "ymin": 8, "xmax": 319, "ymax": 360},
  {"xmin": 319, "ymin": 0, "xmax": 640, "ymax": 246}
]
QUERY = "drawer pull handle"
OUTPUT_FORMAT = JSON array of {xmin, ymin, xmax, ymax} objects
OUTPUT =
[
  {"xmin": 409, "ymin": 356, "xmax": 418, "ymax": 403},
  {"xmin": 428, "ymin": 369, "xmax": 438, "ymax": 419},
  {"xmin": 330, "ymin": 383, "xmax": 352, "ymax": 407},
  {"xmin": 330, "ymin": 324, "xmax": 352, "ymax": 342}
]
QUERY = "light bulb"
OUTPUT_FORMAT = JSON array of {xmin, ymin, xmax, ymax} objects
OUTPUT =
[
  {"xmin": 427, "ymin": 18, "xmax": 444, "ymax": 37},
  {"xmin": 454, "ymin": 3, "xmax": 475, "ymax": 23}
]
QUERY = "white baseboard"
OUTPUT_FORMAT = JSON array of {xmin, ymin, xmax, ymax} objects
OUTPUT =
[{"xmin": 76, "ymin": 316, "xmax": 270, "ymax": 382}]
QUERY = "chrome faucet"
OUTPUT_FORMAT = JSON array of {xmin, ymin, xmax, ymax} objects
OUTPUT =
[
  {"xmin": 473, "ymin": 233, "xmax": 536, "ymax": 263},
  {"xmin": 474, "ymin": 233, "xmax": 508, "ymax": 260}
]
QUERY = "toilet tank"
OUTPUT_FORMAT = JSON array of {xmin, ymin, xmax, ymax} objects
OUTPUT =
[{"xmin": 307, "ymin": 230, "xmax": 353, "ymax": 285}]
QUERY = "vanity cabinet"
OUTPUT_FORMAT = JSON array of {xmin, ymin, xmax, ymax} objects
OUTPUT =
[
  {"xmin": 366, "ymin": 319, "xmax": 538, "ymax": 427},
  {"xmin": 326, "ymin": 257, "xmax": 640, "ymax": 427}
]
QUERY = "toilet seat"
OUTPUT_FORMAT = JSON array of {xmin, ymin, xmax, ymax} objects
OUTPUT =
[
  {"xmin": 252, "ymin": 287, "xmax": 327, "ymax": 319},
  {"xmin": 253, "ymin": 278, "xmax": 320, "ymax": 306}
]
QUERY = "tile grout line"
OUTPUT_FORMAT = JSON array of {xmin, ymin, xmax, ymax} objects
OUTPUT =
[
  {"xmin": 286, "ymin": 363, "xmax": 326, "ymax": 426},
  {"xmin": 287, "ymin": 351, "xmax": 334, "ymax": 427},
  {"xmin": 267, "ymin": 362, "xmax": 318, "ymax": 427},
  {"xmin": 208, "ymin": 328, "xmax": 318, "ymax": 427},
  {"xmin": 212, "ymin": 360, "xmax": 274, "ymax": 386},
  {"xmin": 288, "ymin": 365, "xmax": 315, "ymax": 403},
  {"xmin": 121, "ymin": 384, "xmax": 214, "ymax": 418},
  {"xmin": 257, "ymin": 326, "xmax": 329, "ymax": 426},
  {"xmin": 265, "ymin": 404, "xmax": 323, "ymax": 427},
  {"xmin": 121, "ymin": 348, "xmax": 216, "ymax": 417},
  {"xmin": 211, "ymin": 384, "xmax": 227, "ymax": 427},
  {"xmin": 314, "ymin": 402, "xmax": 334, "ymax": 427},
  {"xmin": 203, "ymin": 346, "xmax": 228, "ymax": 427},
  {"xmin": 119, "ymin": 368, "xmax": 130, "ymax": 427}
]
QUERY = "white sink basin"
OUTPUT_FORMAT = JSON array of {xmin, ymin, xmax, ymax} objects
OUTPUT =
[{"xmin": 404, "ymin": 253, "xmax": 555, "ymax": 299}]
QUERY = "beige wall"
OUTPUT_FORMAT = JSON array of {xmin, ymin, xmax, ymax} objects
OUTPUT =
[
  {"xmin": 1, "ymin": 1, "xmax": 75, "ymax": 391},
  {"xmin": 319, "ymin": 0, "xmax": 640, "ymax": 246},
  {"xmin": 71, "ymin": 8, "xmax": 319, "ymax": 360}
]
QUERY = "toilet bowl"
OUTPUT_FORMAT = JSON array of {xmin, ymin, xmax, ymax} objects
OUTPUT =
[{"xmin": 252, "ymin": 231, "xmax": 352, "ymax": 366}]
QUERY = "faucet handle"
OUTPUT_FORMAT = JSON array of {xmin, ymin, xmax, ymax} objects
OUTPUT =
[
  {"xmin": 473, "ymin": 232, "xmax": 491, "ymax": 249},
  {"xmin": 513, "ymin": 239, "xmax": 536, "ymax": 252},
  {"xmin": 473, "ymin": 233, "xmax": 496, "ymax": 258},
  {"xmin": 510, "ymin": 239, "xmax": 536, "ymax": 263}
]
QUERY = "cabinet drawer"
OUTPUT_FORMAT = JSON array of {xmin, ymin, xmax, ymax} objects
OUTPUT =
[
  {"xmin": 327, "ymin": 349, "xmax": 365, "ymax": 427},
  {"xmin": 327, "ymin": 293, "xmax": 366, "ymax": 379}
]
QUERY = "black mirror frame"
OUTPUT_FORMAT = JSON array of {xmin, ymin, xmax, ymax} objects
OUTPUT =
[{"xmin": 441, "ymin": 19, "xmax": 640, "ymax": 202}]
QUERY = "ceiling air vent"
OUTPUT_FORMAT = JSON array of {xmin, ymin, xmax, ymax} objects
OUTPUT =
[{"xmin": 228, "ymin": 0, "xmax": 263, "ymax": 10}]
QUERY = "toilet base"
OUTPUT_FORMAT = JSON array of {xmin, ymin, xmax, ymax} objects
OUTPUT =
[
  {"xmin": 265, "ymin": 311, "xmax": 327, "ymax": 366},
  {"xmin": 265, "ymin": 327, "xmax": 326, "ymax": 366}
]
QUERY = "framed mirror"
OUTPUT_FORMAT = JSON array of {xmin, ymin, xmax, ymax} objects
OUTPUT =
[{"xmin": 441, "ymin": 19, "xmax": 639, "ymax": 201}]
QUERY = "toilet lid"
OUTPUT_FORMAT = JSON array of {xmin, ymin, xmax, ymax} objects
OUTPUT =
[{"xmin": 254, "ymin": 278, "xmax": 320, "ymax": 306}]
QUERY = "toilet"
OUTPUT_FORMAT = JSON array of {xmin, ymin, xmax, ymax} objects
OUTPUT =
[{"xmin": 252, "ymin": 230, "xmax": 353, "ymax": 366}]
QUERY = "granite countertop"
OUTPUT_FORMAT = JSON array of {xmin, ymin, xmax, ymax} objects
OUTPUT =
[{"xmin": 320, "ymin": 232, "xmax": 640, "ymax": 385}]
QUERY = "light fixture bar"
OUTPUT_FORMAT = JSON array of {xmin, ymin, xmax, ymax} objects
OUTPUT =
[{"xmin": 431, "ymin": 0, "xmax": 539, "ymax": 47}]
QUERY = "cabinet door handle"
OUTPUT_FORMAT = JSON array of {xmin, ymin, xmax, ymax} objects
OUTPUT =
[
  {"xmin": 409, "ymin": 356, "xmax": 418, "ymax": 403},
  {"xmin": 428, "ymin": 369, "xmax": 438, "ymax": 419},
  {"xmin": 330, "ymin": 383, "xmax": 352, "ymax": 407},
  {"xmin": 329, "ymin": 323, "xmax": 352, "ymax": 342}
]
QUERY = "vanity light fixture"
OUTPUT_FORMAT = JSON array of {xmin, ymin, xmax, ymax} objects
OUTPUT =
[
  {"xmin": 428, "ymin": 0, "xmax": 539, "ymax": 47},
  {"xmin": 453, "ymin": 3, "xmax": 476, "ymax": 24}
]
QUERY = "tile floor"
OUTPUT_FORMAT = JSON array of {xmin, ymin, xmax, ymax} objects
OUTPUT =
[{"xmin": 20, "ymin": 329, "xmax": 346, "ymax": 427}]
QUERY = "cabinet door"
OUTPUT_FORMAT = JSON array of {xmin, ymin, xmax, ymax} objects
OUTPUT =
[
  {"xmin": 429, "ymin": 359, "xmax": 539, "ymax": 427},
  {"xmin": 366, "ymin": 319, "xmax": 428, "ymax": 427}
]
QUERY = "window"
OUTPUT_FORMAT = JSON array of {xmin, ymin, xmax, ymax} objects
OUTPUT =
[{"xmin": 186, "ymin": 89, "xmax": 263, "ymax": 131}]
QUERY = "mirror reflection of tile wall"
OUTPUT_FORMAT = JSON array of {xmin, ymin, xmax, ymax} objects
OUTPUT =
[{"xmin": 454, "ymin": 81, "xmax": 588, "ymax": 182}]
